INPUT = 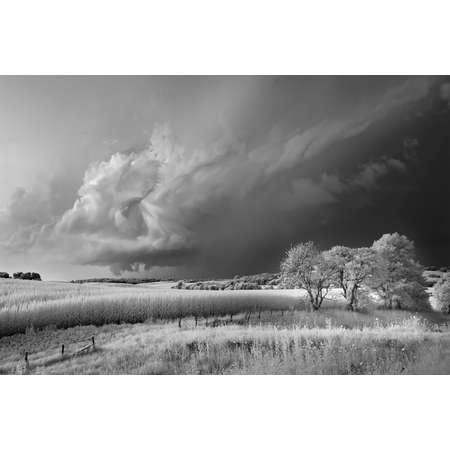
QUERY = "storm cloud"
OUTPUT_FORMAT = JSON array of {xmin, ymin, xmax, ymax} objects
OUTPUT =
[{"xmin": 1, "ymin": 76, "xmax": 449, "ymax": 278}]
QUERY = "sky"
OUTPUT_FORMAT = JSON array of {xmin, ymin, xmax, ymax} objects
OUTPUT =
[{"xmin": 1, "ymin": 75, "xmax": 449, "ymax": 280}]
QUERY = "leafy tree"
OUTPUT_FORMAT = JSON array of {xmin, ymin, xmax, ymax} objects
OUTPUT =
[
  {"xmin": 323, "ymin": 246, "xmax": 353, "ymax": 300},
  {"xmin": 12, "ymin": 271, "xmax": 41, "ymax": 281},
  {"xmin": 370, "ymin": 233, "xmax": 428, "ymax": 310},
  {"xmin": 325, "ymin": 246, "xmax": 377, "ymax": 310},
  {"xmin": 0, "ymin": 272, "xmax": 10, "ymax": 279},
  {"xmin": 281, "ymin": 242, "xmax": 336, "ymax": 310},
  {"xmin": 434, "ymin": 273, "xmax": 450, "ymax": 314}
]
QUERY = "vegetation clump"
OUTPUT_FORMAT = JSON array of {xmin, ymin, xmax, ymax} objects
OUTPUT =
[
  {"xmin": 174, "ymin": 273, "xmax": 279, "ymax": 291},
  {"xmin": 435, "ymin": 273, "xmax": 450, "ymax": 314},
  {"xmin": 12, "ymin": 272, "xmax": 41, "ymax": 281},
  {"xmin": 281, "ymin": 233, "xmax": 430, "ymax": 312}
]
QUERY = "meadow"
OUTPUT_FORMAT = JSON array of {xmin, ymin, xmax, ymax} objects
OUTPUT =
[{"xmin": 1, "ymin": 278, "xmax": 449, "ymax": 374}]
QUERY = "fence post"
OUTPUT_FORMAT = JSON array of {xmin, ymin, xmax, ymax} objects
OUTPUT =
[
  {"xmin": 92, "ymin": 336, "xmax": 95, "ymax": 349},
  {"xmin": 61, "ymin": 344, "xmax": 65, "ymax": 356},
  {"xmin": 24, "ymin": 351, "xmax": 30, "ymax": 371},
  {"xmin": 194, "ymin": 316, "xmax": 198, "ymax": 327},
  {"xmin": 178, "ymin": 317, "xmax": 182, "ymax": 328}
]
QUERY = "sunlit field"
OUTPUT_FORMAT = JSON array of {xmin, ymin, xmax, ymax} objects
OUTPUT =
[
  {"xmin": 0, "ymin": 279, "xmax": 301, "ymax": 338},
  {"xmin": 1, "ymin": 278, "xmax": 449, "ymax": 374}
]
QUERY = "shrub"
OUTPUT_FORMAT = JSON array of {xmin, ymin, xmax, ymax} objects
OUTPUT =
[
  {"xmin": 0, "ymin": 272, "xmax": 10, "ymax": 279},
  {"xmin": 435, "ymin": 274, "xmax": 450, "ymax": 313}
]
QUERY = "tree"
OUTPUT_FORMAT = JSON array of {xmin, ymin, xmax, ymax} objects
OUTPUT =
[
  {"xmin": 12, "ymin": 271, "xmax": 41, "ymax": 281},
  {"xmin": 325, "ymin": 246, "xmax": 377, "ymax": 310},
  {"xmin": 434, "ymin": 273, "xmax": 450, "ymax": 314},
  {"xmin": 0, "ymin": 272, "xmax": 10, "ymax": 279},
  {"xmin": 370, "ymin": 233, "xmax": 429, "ymax": 310},
  {"xmin": 281, "ymin": 242, "xmax": 336, "ymax": 311}
]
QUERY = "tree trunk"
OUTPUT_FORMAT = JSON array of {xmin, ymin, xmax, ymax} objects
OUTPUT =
[
  {"xmin": 339, "ymin": 270, "xmax": 347, "ymax": 300},
  {"xmin": 306, "ymin": 291, "xmax": 318, "ymax": 311},
  {"xmin": 347, "ymin": 285, "xmax": 358, "ymax": 311}
]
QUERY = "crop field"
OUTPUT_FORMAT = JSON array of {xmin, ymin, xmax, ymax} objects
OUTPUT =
[
  {"xmin": 0, "ymin": 279, "xmax": 303, "ymax": 338},
  {"xmin": 1, "ymin": 278, "xmax": 449, "ymax": 375}
]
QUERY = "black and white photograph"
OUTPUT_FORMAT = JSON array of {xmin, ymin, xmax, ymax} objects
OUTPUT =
[
  {"xmin": 1, "ymin": 1, "xmax": 449, "ymax": 449},
  {"xmin": 2, "ymin": 74, "xmax": 450, "ymax": 375}
]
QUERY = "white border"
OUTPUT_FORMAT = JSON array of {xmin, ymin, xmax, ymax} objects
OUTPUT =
[
  {"xmin": 1, "ymin": 1, "xmax": 449, "ymax": 449},
  {"xmin": 0, "ymin": 0, "xmax": 449, "ymax": 74},
  {"xmin": 1, "ymin": 376, "xmax": 448, "ymax": 450}
]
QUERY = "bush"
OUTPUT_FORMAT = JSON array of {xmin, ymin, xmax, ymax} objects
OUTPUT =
[
  {"xmin": 0, "ymin": 272, "xmax": 10, "ymax": 279},
  {"xmin": 435, "ymin": 274, "xmax": 450, "ymax": 313}
]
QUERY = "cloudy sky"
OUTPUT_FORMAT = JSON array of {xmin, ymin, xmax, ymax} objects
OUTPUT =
[{"xmin": 1, "ymin": 76, "xmax": 449, "ymax": 280}]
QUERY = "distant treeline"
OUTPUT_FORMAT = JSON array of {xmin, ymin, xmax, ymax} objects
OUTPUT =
[
  {"xmin": 174, "ymin": 273, "xmax": 280, "ymax": 291},
  {"xmin": 71, "ymin": 277, "xmax": 175, "ymax": 284},
  {"xmin": 0, "ymin": 271, "xmax": 41, "ymax": 280}
]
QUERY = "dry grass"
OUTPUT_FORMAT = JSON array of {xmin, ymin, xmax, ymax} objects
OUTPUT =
[
  {"xmin": 1, "ymin": 315, "xmax": 449, "ymax": 374},
  {"xmin": 0, "ymin": 279, "xmax": 301, "ymax": 337},
  {"xmin": 1, "ymin": 279, "xmax": 449, "ymax": 375}
]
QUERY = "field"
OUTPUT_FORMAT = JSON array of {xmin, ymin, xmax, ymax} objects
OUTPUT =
[{"xmin": 1, "ymin": 278, "xmax": 449, "ymax": 374}]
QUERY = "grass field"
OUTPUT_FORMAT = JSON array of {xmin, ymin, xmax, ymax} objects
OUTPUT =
[{"xmin": 1, "ymin": 278, "xmax": 449, "ymax": 374}]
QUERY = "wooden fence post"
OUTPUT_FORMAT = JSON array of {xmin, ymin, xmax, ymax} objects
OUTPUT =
[
  {"xmin": 61, "ymin": 344, "xmax": 65, "ymax": 356},
  {"xmin": 92, "ymin": 336, "xmax": 95, "ymax": 349},
  {"xmin": 178, "ymin": 317, "xmax": 182, "ymax": 328},
  {"xmin": 24, "ymin": 351, "xmax": 30, "ymax": 371}
]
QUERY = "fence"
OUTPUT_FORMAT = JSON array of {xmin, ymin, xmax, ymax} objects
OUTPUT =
[{"xmin": 20, "ymin": 336, "xmax": 96, "ymax": 374}]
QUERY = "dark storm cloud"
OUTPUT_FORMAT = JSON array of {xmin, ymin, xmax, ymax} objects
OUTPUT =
[{"xmin": 1, "ymin": 76, "xmax": 448, "ymax": 277}]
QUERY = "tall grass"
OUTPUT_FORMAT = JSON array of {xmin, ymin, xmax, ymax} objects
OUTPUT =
[
  {"xmin": 0, "ymin": 279, "xmax": 301, "ymax": 337},
  {"xmin": 16, "ymin": 321, "xmax": 450, "ymax": 375},
  {"xmin": 1, "ymin": 279, "xmax": 449, "ymax": 374}
]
